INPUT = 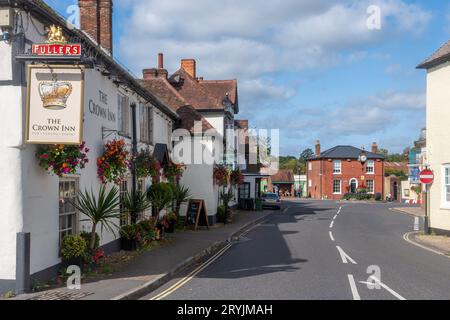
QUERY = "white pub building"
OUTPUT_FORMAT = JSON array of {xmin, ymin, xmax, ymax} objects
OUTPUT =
[{"xmin": 0, "ymin": 0, "xmax": 178, "ymax": 294}]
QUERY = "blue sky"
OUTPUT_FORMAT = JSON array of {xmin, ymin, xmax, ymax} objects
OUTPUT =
[{"xmin": 45, "ymin": 0, "xmax": 449, "ymax": 156}]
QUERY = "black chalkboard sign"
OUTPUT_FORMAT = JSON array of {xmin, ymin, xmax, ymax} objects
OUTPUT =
[{"xmin": 185, "ymin": 199, "xmax": 209, "ymax": 230}]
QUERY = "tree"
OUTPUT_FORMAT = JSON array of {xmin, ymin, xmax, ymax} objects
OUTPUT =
[
  {"xmin": 71, "ymin": 185, "xmax": 121, "ymax": 250},
  {"xmin": 299, "ymin": 148, "xmax": 314, "ymax": 164}
]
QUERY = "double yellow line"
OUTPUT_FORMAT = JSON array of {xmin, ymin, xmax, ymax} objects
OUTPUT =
[{"xmin": 149, "ymin": 243, "xmax": 234, "ymax": 300}]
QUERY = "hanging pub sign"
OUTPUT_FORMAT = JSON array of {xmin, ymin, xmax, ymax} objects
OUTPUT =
[
  {"xmin": 31, "ymin": 25, "xmax": 81, "ymax": 57},
  {"xmin": 25, "ymin": 65, "xmax": 85, "ymax": 144}
]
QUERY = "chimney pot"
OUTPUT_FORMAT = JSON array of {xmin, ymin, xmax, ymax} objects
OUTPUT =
[
  {"xmin": 158, "ymin": 53, "xmax": 164, "ymax": 69},
  {"xmin": 181, "ymin": 59, "xmax": 196, "ymax": 79},
  {"xmin": 315, "ymin": 140, "xmax": 321, "ymax": 156}
]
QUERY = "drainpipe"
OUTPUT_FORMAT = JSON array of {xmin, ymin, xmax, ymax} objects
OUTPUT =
[{"xmin": 130, "ymin": 103, "xmax": 137, "ymax": 222}]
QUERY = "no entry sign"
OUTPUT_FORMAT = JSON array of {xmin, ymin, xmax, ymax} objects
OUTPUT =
[{"xmin": 419, "ymin": 169, "xmax": 434, "ymax": 184}]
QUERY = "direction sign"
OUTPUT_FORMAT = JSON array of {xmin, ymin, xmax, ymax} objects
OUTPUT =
[{"xmin": 419, "ymin": 169, "xmax": 434, "ymax": 184}]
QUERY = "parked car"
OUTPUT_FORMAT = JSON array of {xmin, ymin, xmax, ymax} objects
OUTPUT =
[{"xmin": 261, "ymin": 192, "xmax": 281, "ymax": 210}]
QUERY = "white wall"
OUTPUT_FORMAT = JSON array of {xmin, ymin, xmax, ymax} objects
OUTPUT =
[{"xmin": 426, "ymin": 62, "xmax": 450, "ymax": 232}]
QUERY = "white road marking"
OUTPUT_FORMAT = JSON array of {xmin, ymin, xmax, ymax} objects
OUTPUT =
[
  {"xmin": 359, "ymin": 276, "xmax": 406, "ymax": 301},
  {"xmin": 403, "ymin": 232, "xmax": 450, "ymax": 258},
  {"xmin": 347, "ymin": 274, "xmax": 361, "ymax": 300},
  {"xmin": 330, "ymin": 221, "xmax": 334, "ymax": 228},
  {"xmin": 413, "ymin": 217, "xmax": 419, "ymax": 231},
  {"xmin": 329, "ymin": 231, "xmax": 335, "ymax": 241},
  {"xmin": 283, "ymin": 207, "xmax": 288, "ymax": 213},
  {"xmin": 336, "ymin": 246, "xmax": 357, "ymax": 264},
  {"xmin": 333, "ymin": 214, "xmax": 338, "ymax": 220}
]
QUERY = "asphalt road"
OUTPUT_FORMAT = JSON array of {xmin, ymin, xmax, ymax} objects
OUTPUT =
[{"xmin": 142, "ymin": 200, "xmax": 450, "ymax": 300}]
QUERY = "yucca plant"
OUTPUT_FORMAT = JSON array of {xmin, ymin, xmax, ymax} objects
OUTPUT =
[
  {"xmin": 122, "ymin": 190, "xmax": 151, "ymax": 224},
  {"xmin": 172, "ymin": 185, "xmax": 191, "ymax": 217},
  {"xmin": 146, "ymin": 182, "xmax": 174, "ymax": 225},
  {"xmin": 71, "ymin": 185, "xmax": 121, "ymax": 250}
]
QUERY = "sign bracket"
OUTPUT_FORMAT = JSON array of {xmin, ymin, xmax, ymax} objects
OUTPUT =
[{"xmin": 102, "ymin": 126, "xmax": 118, "ymax": 140}]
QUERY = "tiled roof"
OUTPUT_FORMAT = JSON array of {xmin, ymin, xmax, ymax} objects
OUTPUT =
[
  {"xmin": 309, "ymin": 146, "xmax": 385, "ymax": 160},
  {"xmin": 417, "ymin": 40, "xmax": 450, "ymax": 69},
  {"xmin": 271, "ymin": 169, "xmax": 295, "ymax": 183},
  {"xmin": 141, "ymin": 76, "xmax": 213, "ymax": 133},
  {"xmin": 198, "ymin": 79, "xmax": 237, "ymax": 105},
  {"xmin": 385, "ymin": 162, "xmax": 408, "ymax": 171},
  {"xmin": 169, "ymin": 68, "xmax": 238, "ymax": 111}
]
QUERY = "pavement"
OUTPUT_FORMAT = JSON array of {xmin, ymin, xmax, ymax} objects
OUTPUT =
[
  {"xmin": 141, "ymin": 200, "xmax": 450, "ymax": 300},
  {"xmin": 390, "ymin": 206, "xmax": 425, "ymax": 217},
  {"xmin": 10, "ymin": 208, "xmax": 276, "ymax": 300}
]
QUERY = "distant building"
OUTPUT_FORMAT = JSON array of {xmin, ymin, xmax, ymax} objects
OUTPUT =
[
  {"xmin": 306, "ymin": 141, "xmax": 385, "ymax": 200},
  {"xmin": 418, "ymin": 40, "xmax": 450, "ymax": 234},
  {"xmin": 270, "ymin": 170, "xmax": 295, "ymax": 197}
]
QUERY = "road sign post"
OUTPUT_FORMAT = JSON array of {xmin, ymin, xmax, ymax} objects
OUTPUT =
[{"xmin": 420, "ymin": 169, "xmax": 434, "ymax": 235}]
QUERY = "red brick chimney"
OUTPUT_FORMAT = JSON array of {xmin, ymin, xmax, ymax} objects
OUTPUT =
[
  {"xmin": 98, "ymin": 0, "xmax": 113, "ymax": 54},
  {"xmin": 371, "ymin": 142, "xmax": 378, "ymax": 154},
  {"xmin": 181, "ymin": 59, "xmax": 196, "ymax": 79},
  {"xmin": 79, "ymin": 0, "xmax": 113, "ymax": 54},
  {"xmin": 143, "ymin": 53, "xmax": 168, "ymax": 79},
  {"xmin": 315, "ymin": 140, "xmax": 321, "ymax": 156},
  {"xmin": 79, "ymin": 0, "xmax": 99, "ymax": 42}
]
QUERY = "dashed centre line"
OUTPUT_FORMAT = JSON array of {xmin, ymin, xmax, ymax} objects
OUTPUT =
[
  {"xmin": 329, "ymin": 221, "xmax": 334, "ymax": 228},
  {"xmin": 329, "ymin": 231, "xmax": 335, "ymax": 242}
]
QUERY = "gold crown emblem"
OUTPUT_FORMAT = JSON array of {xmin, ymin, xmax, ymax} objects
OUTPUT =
[
  {"xmin": 47, "ymin": 25, "xmax": 66, "ymax": 44},
  {"xmin": 39, "ymin": 81, "xmax": 73, "ymax": 110}
]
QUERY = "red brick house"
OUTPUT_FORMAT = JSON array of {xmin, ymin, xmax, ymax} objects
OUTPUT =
[{"xmin": 307, "ymin": 141, "xmax": 385, "ymax": 200}]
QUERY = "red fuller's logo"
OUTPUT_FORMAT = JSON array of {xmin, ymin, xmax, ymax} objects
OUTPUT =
[{"xmin": 32, "ymin": 25, "xmax": 81, "ymax": 57}]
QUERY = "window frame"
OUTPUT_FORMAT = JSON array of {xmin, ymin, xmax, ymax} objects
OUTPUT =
[
  {"xmin": 366, "ymin": 179, "xmax": 374, "ymax": 194},
  {"xmin": 366, "ymin": 160, "xmax": 375, "ymax": 174},
  {"xmin": 442, "ymin": 164, "xmax": 450, "ymax": 209},
  {"xmin": 333, "ymin": 179, "xmax": 341, "ymax": 194},
  {"xmin": 308, "ymin": 162, "xmax": 312, "ymax": 171},
  {"xmin": 118, "ymin": 94, "xmax": 130, "ymax": 137},
  {"xmin": 333, "ymin": 160, "xmax": 342, "ymax": 175},
  {"xmin": 58, "ymin": 178, "xmax": 79, "ymax": 247}
]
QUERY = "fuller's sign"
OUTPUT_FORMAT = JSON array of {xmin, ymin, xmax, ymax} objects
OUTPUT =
[
  {"xmin": 31, "ymin": 25, "xmax": 81, "ymax": 57},
  {"xmin": 25, "ymin": 65, "xmax": 85, "ymax": 144}
]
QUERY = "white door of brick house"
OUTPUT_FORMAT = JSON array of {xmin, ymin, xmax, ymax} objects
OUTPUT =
[{"xmin": 58, "ymin": 178, "xmax": 79, "ymax": 246}]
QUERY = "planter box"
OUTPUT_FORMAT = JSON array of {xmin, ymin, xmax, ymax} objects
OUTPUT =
[{"xmin": 121, "ymin": 237, "xmax": 138, "ymax": 251}]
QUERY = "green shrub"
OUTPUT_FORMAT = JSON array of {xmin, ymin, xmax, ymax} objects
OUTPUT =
[
  {"xmin": 80, "ymin": 231, "xmax": 100, "ymax": 249},
  {"xmin": 217, "ymin": 205, "xmax": 226, "ymax": 223},
  {"xmin": 342, "ymin": 193, "xmax": 374, "ymax": 201},
  {"xmin": 119, "ymin": 224, "xmax": 142, "ymax": 240},
  {"xmin": 60, "ymin": 235, "xmax": 87, "ymax": 260}
]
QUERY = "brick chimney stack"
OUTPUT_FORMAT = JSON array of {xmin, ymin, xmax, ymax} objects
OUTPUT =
[
  {"xmin": 315, "ymin": 140, "xmax": 321, "ymax": 156},
  {"xmin": 79, "ymin": 0, "xmax": 113, "ymax": 54},
  {"xmin": 371, "ymin": 142, "xmax": 378, "ymax": 154},
  {"xmin": 181, "ymin": 59, "xmax": 196, "ymax": 79},
  {"xmin": 98, "ymin": 0, "xmax": 113, "ymax": 54},
  {"xmin": 143, "ymin": 54, "xmax": 168, "ymax": 79},
  {"xmin": 79, "ymin": 0, "xmax": 99, "ymax": 42}
]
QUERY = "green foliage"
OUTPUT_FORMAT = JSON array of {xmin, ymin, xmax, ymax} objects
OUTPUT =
[
  {"xmin": 217, "ymin": 205, "xmax": 226, "ymax": 223},
  {"xmin": 385, "ymin": 168, "xmax": 408, "ymax": 181},
  {"xmin": 172, "ymin": 185, "xmax": 191, "ymax": 217},
  {"xmin": 119, "ymin": 224, "xmax": 142, "ymax": 240},
  {"xmin": 80, "ymin": 231, "xmax": 100, "ymax": 249},
  {"xmin": 299, "ymin": 148, "xmax": 314, "ymax": 163},
  {"xmin": 121, "ymin": 190, "xmax": 151, "ymax": 223},
  {"xmin": 70, "ymin": 185, "xmax": 121, "ymax": 250},
  {"xmin": 279, "ymin": 156, "xmax": 304, "ymax": 175},
  {"xmin": 60, "ymin": 235, "xmax": 87, "ymax": 260},
  {"xmin": 146, "ymin": 183, "xmax": 174, "ymax": 216},
  {"xmin": 411, "ymin": 186, "xmax": 422, "ymax": 196},
  {"xmin": 342, "ymin": 193, "xmax": 374, "ymax": 201}
]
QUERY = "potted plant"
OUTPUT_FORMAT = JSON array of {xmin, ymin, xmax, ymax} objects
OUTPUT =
[
  {"xmin": 146, "ymin": 183, "xmax": 174, "ymax": 229},
  {"xmin": 36, "ymin": 142, "xmax": 89, "ymax": 177},
  {"xmin": 164, "ymin": 212, "xmax": 178, "ymax": 233},
  {"xmin": 172, "ymin": 185, "xmax": 191, "ymax": 217},
  {"xmin": 220, "ymin": 188, "xmax": 235, "ymax": 224},
  {"xmin": 119, "ymin": 224, "xmax": 142, "ymax": 251},
  {"xmin": 121, "ymin": 190, "xmax": 151, "ymax": 224},
  {"xmin": 70, "ymin": 185, "xmax": 121, "ymax": 251},
  {"xmin": 60, "ymin": 234, "xmax": 87, "ymax": 270},
  {"xmin": 216, "ymin": 205, "xmax": 226, "ymax": 223},
  {"xmin": 97, "ymin": 139, "xmax": 130, "ymax": 184}
]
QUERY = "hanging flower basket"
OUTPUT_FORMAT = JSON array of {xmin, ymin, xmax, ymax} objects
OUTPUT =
[
  {"xmin": 213, "ymin": 165, "xmax": 230, "ymax": 186},
  {"xmin": 36, "ymin": 142, "xmax": 89, "ymax": 177},
  {"xmin": 97, "ymin": 139, "xmax": 130, "ymax": 184},
  {"xmin": 163, "ymin": 161, "xmax": 186, "ymax": 183},
  {"xmin": 230, "ymin": 168, "xmax": 245, "ymax": 186},
  {"xmin": 134, "ymin": 149, "xmax": 161, "ymax": 181}
]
